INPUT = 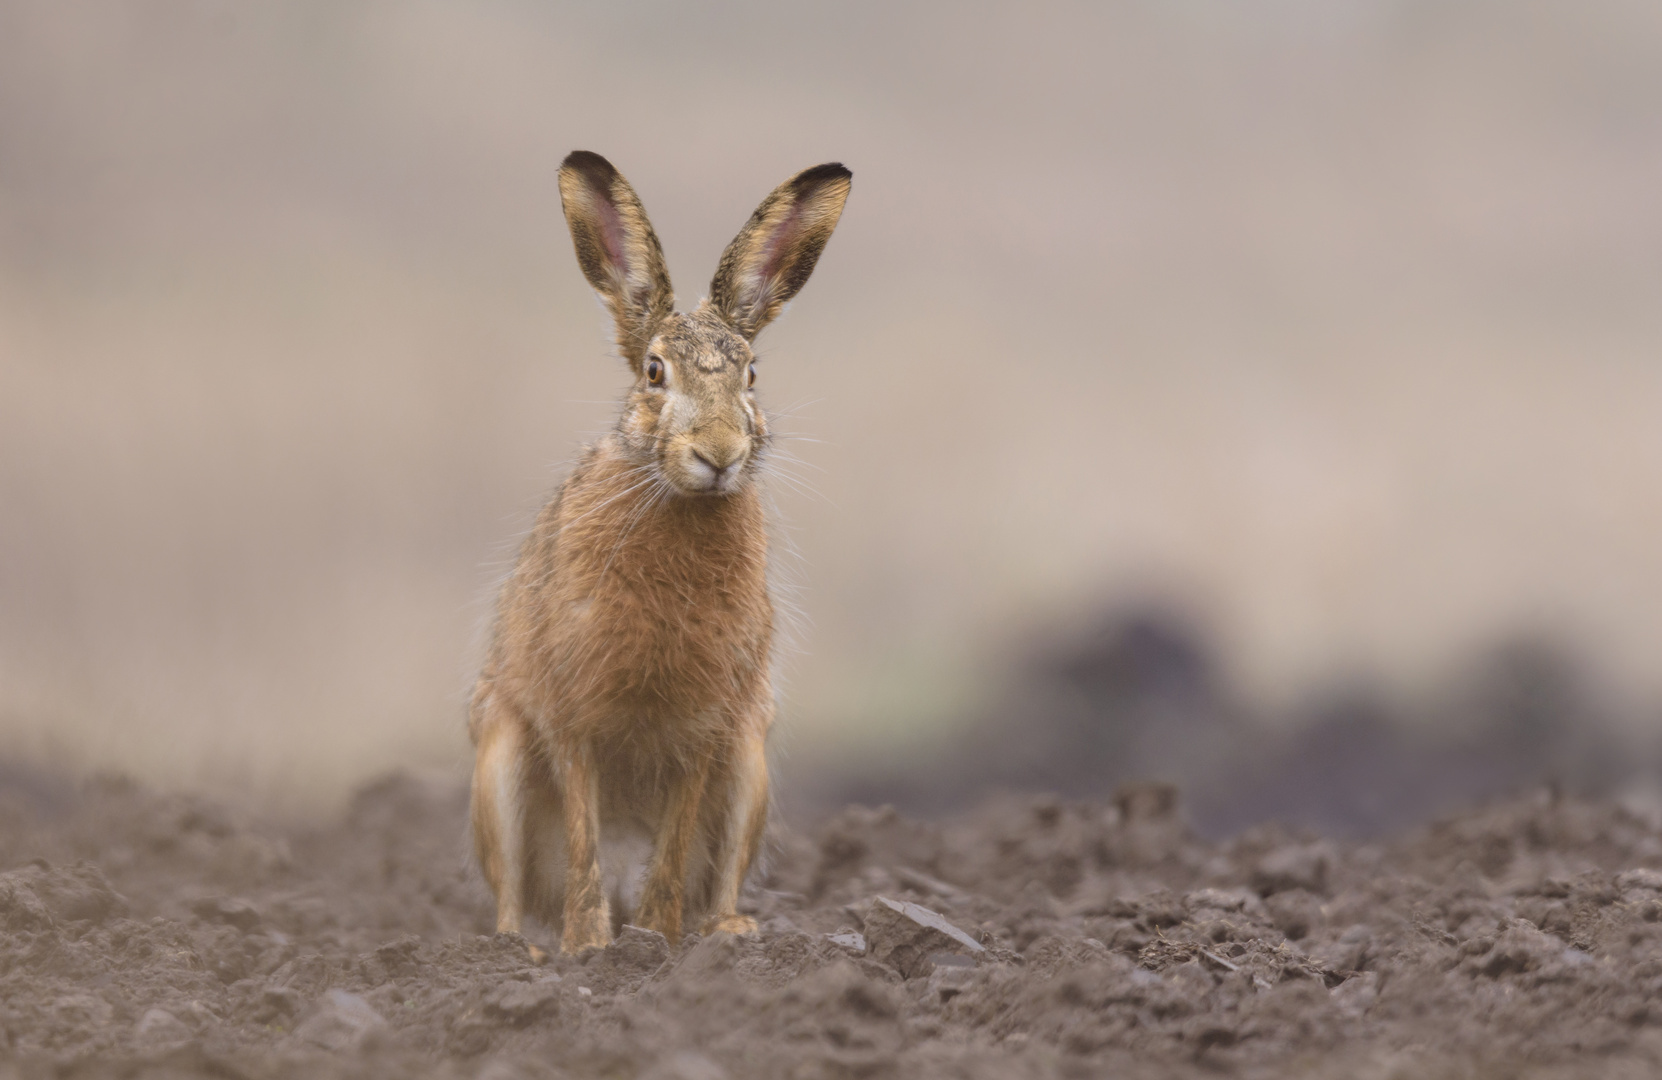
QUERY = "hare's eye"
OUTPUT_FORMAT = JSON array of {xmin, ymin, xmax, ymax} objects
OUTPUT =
[
  {"xmin": 746, "ymin": 363, "xmax": 756, "ymax": 389},
  {"xmin": 645, "ymin": 358, "xmax": 665, "ymax": 386}
]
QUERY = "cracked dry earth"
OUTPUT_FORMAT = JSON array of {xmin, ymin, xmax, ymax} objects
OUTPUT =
[{"xmin": 1, "ymin": 772, "xmax": 1661, "ymax": 1078}]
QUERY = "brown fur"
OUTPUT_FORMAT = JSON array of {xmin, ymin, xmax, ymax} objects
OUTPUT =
[{"xmin": 469, "ymin": 152, "xmax": 851, "ymax": 954}]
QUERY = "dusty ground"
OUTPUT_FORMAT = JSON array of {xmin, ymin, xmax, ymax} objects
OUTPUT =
[{"xmin": 0, "ymin": 768, "xmax": 1661, "ymax": 1078}]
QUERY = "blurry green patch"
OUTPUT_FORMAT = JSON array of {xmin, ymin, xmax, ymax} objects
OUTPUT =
[{"xmin": 791, "ymin": 642, "xmax": 986, "ymax": 762}]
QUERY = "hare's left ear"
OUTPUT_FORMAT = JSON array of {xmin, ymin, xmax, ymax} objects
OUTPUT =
[{"xmin": 709, "ymin": 163, "xmax": 851, "ymax": 341}]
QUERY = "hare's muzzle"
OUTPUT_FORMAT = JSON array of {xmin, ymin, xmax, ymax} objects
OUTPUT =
[{"xmin": 678, "ymin": 428, "xmax": 750, "ymax": 494}]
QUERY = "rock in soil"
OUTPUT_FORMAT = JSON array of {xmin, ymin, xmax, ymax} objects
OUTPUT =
[{"xmin": 863, "ymin": 895, "xmax": 986, "ymax": 978}]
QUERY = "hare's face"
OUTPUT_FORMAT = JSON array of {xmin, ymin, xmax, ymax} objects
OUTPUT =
[{"xmin": 621, "ymin": 307, "xmax": 767, "ymax": 497}]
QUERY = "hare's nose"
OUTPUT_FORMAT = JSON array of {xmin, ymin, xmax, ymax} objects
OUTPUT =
[
  {"xmin": 693, "ymin": 446, "xmax": 742, "ymax": 474},
  {"xmin": 693, "ymin": 435, "xmax": 747, "ymax": 471}
]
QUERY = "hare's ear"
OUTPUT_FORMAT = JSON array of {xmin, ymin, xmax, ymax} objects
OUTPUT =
[
  {"xmin": 709, "ymin": 163, "xmax": 851, "ymax": 340},
  {"xmin": 558, "ymin": 151, "xmax": 675, "ymax": 370}
]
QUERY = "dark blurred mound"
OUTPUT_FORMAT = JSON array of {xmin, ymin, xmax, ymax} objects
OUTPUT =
[{"xmin": 820, "ymin": 608, "xmax": 1658, "ymax": 838}]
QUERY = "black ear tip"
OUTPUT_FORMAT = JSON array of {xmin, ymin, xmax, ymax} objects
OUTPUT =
[
  {"xmin": 562, "ymin": 150, "xmax": 619, "ymax": 189},
  {"xmin": 791, "ymin": 162, "xmax": 852, "ymax": 194}
]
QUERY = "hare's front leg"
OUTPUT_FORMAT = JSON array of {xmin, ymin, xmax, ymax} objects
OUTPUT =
[
  {"xmin": 470, "ymin": 695, "xmax": 528, "ymax": 935},
  {"xmin": 701, "ymin": 731, "xmax": 768, "ymax": 936},
  {"xmin": 558, "ymin": 744, "xmax": 612, "ymax": 953},
  {"xmin": 634, "ymin": 762, "xmax": 711, "ymax": 944}
]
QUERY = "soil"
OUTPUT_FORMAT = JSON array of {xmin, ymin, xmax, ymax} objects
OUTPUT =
[{"xmin": 0, "ymin": 769, "xmax": 1660, "ymax": 1078}]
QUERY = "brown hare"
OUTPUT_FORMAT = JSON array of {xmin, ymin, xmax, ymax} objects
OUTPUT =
[{"xmin": 468, "ymin": 151, "xmax": 851, "ymax": 955}]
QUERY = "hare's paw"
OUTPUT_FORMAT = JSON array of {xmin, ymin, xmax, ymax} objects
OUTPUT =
[
  {"xmin": 633, "ymin": 901, "xmax": 683, "ymax": 945},
  {"xmin": 700, "ymin": 913, "xmax": 759, "ymax": 937},
  {"xmin": 560, "ymin": 907, "xmax": 612, "ymax": 955}
]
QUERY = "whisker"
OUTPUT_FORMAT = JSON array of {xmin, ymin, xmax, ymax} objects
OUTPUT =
[
  {"xmin": 760, "ymin": 466, "xmax": 833, "ymax": 508},
  {"xmin": 593, "ymin": 472, "xmax": 669, "ymax": 585},
  {"xmin": 764, "ymin": 397, "xmax": 827, "ymax": 422},
  {"xmin": 556, "ymin": 469, "xmax": 661, "ymax": 532},
  {"xmin": 763, "ymin": 449, "xmax": 828, "ymax": 474}
]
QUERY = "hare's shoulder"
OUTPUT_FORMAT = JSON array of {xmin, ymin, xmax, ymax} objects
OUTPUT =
[{"xmin": 513, "ymin": 443, "xmax": 615, "ymax": 568}]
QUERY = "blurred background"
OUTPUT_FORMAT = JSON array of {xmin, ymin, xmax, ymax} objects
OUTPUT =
[{"xmin": 2, "ymin": 0, "xmax": 1661, "ymax": 832}]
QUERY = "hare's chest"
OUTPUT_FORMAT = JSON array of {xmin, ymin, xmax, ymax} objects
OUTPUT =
[
  {"xmin": 535, "ymin": 572, "xmax": 768, "ymax": 746},
  {"xmin": 526, "ymin": 477, "xmax": 773, "ymax": 721},
  {"xmin": 594, "ymin": 558, "xmax": 770, "ymax": 673}
]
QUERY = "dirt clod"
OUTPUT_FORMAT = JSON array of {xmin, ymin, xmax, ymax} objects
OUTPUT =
[
  {"xmin": 190, "ymin": 894, "xmax": 261, "ymax": 931},
  {"xmin": 1252, "ymin": 841, "xmax": 1335, "ymax": 896},
  {"xmin": 294, "ymin": 988, "xmax": 388, "ymax": 1050},
  {"xmin": 134, "ymin": 1006, "xmax": 193, "ymax": 1048}
]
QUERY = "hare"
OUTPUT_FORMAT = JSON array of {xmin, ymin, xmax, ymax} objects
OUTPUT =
[{"xmin": 468, "ymin": 151, "xmax": 851, "ymax": 955}]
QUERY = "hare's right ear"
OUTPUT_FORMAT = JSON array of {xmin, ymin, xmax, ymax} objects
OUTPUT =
[
  {"xmin": 558, "ymin": 151, "xmax": 675, "ymax": 370},
  {"xmin": 709, "ymin": 163, "xmax": 852, "ymax": 340}
]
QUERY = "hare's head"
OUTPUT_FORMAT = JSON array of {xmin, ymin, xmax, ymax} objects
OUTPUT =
[{"xmin": 558, "ymin": 152, "xmax": 851, "ymax": 496}]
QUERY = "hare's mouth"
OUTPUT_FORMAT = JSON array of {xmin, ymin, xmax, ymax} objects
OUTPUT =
[{"xmin": 668, "ymin": 444, "xmax": 748, "ymax": 496}]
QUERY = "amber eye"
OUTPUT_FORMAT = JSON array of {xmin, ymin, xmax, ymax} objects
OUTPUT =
[
  {"xmin": 645, "ymin": 358, "xmax": 664, "ymax": 386},
  {"xmin": 746, "ymin": 363, "xmax": 756, "ymax": 389}
]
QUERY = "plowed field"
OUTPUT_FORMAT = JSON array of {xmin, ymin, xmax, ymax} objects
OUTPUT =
[{"xmin": 0, "ymin": 769, "xmax": 1659, "ymax": 1078}]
